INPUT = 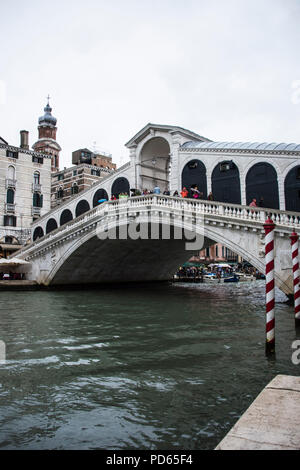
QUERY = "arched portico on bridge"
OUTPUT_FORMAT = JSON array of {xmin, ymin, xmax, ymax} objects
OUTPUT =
[
  {"xmin": 138, "ymin": 136, "xmax": 171, "ymax": 192},
  {"xmin": 60, "ymin": 209, "xmax": 73, "ymax": 226},
  {"xmin": 246, "ymin": 162, "xmax": 279, "ymax": 209},
  {"xmin": 93, "ymin": 189, "xmax": 109, "ymax": 207},
  {"xmin": 75, "ymin": 199, "xmax": 90, "ymax": 217},
  {"xmin": 46, "ymin": 218, "xmax": 58, "ymax": 234},
  {"xmin": 111, "ymin": 177, "xmax": 130, "ymax": 198},
  {"xmin": 284, "ymin": 165, "xmax": 300, "ymax": 212},
  {"xmin": 181, "ymin": 159, "xmax": 207, "ymax": 198},
  {"xmin": 211, "ymin": 161, "xmax": 241, "ymax": 204}
]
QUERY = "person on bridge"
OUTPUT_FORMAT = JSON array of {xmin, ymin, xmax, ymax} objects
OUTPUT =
[
  {"xmin": 180, "ymin": 187, "xmax": 188, "ymax": 198},
  {"xmin": 153, "ymin": 185, "xmax": 161, "ymax": 194},
  {"xmin": 249, "ymin": 198, "xmax": 257, "ymax": 207},
  {"xmin": 208, "ymin": 192, "xmax": 214, "ymax": 201},
  {"xmin": 191, "ymin": 185, "xmax": 200, "ymax": 199}
]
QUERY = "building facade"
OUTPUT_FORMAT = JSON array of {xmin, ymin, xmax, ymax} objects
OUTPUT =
[
  {"xmin": 72, "ymin": 148, "xmax": 116, "ymax": 170},
  {"xmin": 0, "ymin": 132, "xmax": 51, "ymax": 256},
  {"xmin": 194, "ymin": 243, "xmax": 241, "ymax": 264},
  {"xmin": 51, "ymin": 161, "xmax": 115, "ymax": 208}
]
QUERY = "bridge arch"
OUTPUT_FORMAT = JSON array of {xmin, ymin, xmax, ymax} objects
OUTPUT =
[
  {"xmin": 60, "ymin": 209, "xmax": 73, "ymax": 226},
  {"xmin": 75, "ymin": 199, "xmax": 90, "ymax": 217},
  {"xmin": 93, "ymin": 188, "xmax": 109, "ymax": 207},
  {"xmin": 33, "ymin": 226, "xmax": 44, "ymax": 241},
  {"xmin": 246, "ymin": 162, "xmax": 279, "ymax": 209},
  {"xmin": 181, "ymin": 159, "xmax": 207, "ymax": 198},
  {"xmin": 46, "ymin": 218, "xmax": 58, "ymax": 234},
  {"xmin": 111, "ymin": 177, "xmax": 130, "ymax": 198},
  {"xmin": 211, "ymin": 160, "xmax": 241, "ymax": 204},
  {"xmin": 284, "ymin": 165, "xmax": 300, "ymax": 212},
  {"xmin": 45, "ymin": 216, "xmax": 267, "ymax": 288}
]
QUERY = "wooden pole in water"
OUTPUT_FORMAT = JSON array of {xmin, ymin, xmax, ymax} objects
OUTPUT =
[
  {"xmin": 290, "ymin": 231, "xmax": 300, "ymax": 329},
  {"xmin": 264, "ymin": 217, "xmax": 275, "ymax": 356}
]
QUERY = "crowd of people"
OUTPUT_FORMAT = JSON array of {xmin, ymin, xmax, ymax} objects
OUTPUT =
[
  {"xmin": 110, "ymin": 185, "xmax": 215, "ymax": 201},
  {"xmin": 175, "ymin": 263, "xmax": 262, "ymax": 280}
]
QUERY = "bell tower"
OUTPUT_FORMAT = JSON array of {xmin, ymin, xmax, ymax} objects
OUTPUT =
[{"xmin": 32, "ymin": 96, "xmax": 61, "ymax": 172}]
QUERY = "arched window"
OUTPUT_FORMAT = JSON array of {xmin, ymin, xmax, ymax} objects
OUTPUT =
[
  {"xmin": 34, "ymin": 171, "xmax": 40, "ymax": 185},
  {"xmin": 246, "ymin": 163, "xmax": 279, "ymax": 209},
  {"xmin": 6, "ymin": 188, "xmax": 15, "ymax": 204},
  {"xmin": 57, "ymin": 187, "xmax": 64, "ymax": 199},
  {"xmin": 71, "ymin": 183, "xmax": 79, "ymax": 195},
  {"xmin": 7, "ymin": 165, "xmax": 15, "ymax": 180}
]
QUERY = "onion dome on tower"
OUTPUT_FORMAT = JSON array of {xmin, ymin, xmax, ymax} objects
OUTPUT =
[
  {"xmin": 32, "ymin": 96, "xmax": 61, "ymax": 172},
  {"xmin": 38, "ymin": 100, "xmax": 57, "ymax": 127}
]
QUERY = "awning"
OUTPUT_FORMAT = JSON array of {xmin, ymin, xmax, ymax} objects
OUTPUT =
[
  {"xmin": 0, "ymin": 244, "xmax": 22, "ymax": 251},
  {"xmin": 0, "ymin": 257, "xmax": 30, "ymax": 266}
]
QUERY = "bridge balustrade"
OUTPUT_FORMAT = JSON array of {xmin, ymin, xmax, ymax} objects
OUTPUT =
[{"xmin": 14, "ymin": 195, "xmax": 300, "ymax": 260}]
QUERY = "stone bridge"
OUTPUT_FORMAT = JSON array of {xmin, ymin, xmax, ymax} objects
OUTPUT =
[{"xmin": 15, "ymin": 195, "xmax": 300, "ymax": 297}]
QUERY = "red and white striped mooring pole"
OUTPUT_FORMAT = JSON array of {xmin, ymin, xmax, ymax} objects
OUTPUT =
[
  {"xmin": 290, "ymin": 231, "xmax": 300, "ymax": 329},
  {"xmin": 264, "ymin": 217, "xmax": 276, "ymax": 355}
]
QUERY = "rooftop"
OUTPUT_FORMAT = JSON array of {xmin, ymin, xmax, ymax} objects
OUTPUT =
[{"xmin": 181, "ymin": 141, "xmax": 300, "ymax": 153}]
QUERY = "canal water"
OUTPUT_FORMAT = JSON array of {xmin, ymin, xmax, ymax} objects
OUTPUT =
[{"xmin": 0, "ymin": 280, "xmax": 299, "ymax": 450}]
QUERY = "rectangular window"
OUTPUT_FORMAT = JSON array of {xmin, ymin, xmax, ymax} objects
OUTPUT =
[
  {"xmin": 3, "ymin": 215, "xmax": 16, "ymax": 226},
  {"xmin": 33, "ymin": 192, "xmax": 43, "ymax": 207},
  {"xmin": 7, "ymin": 150, "xmax": 18, "ymax": 159},
  {"xmin": 32, "ymin": 156, "xmax": 43, "ymax": 164},
  {"xmin": 58, "ymin": 174, "xmax": 64, "ymax": 181}
]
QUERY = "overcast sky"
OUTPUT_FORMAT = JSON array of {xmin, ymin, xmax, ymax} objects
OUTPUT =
[{"xmin": 1, "ymin": 0, "xmax": 300, "ymax": 168}]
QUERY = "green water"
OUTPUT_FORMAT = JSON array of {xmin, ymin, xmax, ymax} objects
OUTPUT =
[{"xmin": 0, "ymin": 281, "xmax": 298, "ymax": 449}]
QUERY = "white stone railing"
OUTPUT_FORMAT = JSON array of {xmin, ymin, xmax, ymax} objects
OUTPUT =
[{"xmin": 15, "ymin": 195, "xmax": 300, "ymax": 258}]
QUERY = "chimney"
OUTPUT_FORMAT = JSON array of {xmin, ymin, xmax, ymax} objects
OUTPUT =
[{"xmin": 20, "ymin": 130, "xmax": 29, "ymax": 149}]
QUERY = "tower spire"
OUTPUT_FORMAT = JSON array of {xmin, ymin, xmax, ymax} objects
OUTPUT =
[{"xmin": 32, "ymin": 96, "xmax": 61, "ymax": 172}]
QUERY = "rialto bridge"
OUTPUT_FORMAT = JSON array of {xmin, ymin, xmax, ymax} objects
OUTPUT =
[
  {"xmin": 14, "ymin": 193, "xmax": 300, "ymax": 297},
  {"xmin": 13, "ymin": 123, "xmax": 300, "ymax": 295}
]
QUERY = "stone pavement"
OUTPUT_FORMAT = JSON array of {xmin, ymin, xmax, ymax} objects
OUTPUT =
[{"xmin": 216, "ymin": 375, "xmax": 300, "ymax": 450}]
